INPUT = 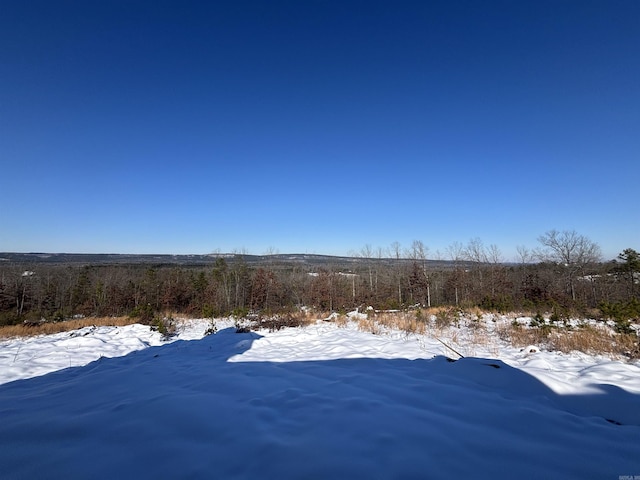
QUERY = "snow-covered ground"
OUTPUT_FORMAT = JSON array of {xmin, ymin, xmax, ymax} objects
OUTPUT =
[{"xmin": 1, "ymin": 315, "xmax": 639, "ymax": 479}]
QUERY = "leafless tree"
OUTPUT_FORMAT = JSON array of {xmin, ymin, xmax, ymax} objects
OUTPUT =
[
  {"xmin": 360, "ymin": 244, "xmax": 375, "ymax": 293},
  {"xmin": 516, "ymin": 245, "xmax": 533, "ymax": 264},
  {"xmin": 408, "ymin": 240, "xmax": 431, "ymax": 307},
  {"xmin": 389, "ymin": 241, "xmax": 402, "ymax": 260},
  {"xmin": 446, "ymin": 242, "xmax": 466, "ymax": 305},
  {"xmin": 463, "ymin": 238, "xmax": 487, "ymax": 264},
  {"xmin": 537, "ymin": 230, "xmax": 602, "ymax": 301}
]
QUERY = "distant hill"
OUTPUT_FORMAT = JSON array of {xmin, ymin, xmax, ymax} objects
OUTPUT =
[{"xmin": 0, "ymin": 252, "xmax": 462, "ymax": 269}]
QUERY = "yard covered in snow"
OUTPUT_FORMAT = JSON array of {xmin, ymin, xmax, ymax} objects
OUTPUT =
[{"xmin": 1, "ymin": 315, "xmax": 639, "ymax": 479}]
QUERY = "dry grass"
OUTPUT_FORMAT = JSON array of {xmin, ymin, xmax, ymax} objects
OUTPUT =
[
  {"xmin": 4, "ymin": 307, "xmax": 638, "ymax": 360},
  {"xmin": 496, "ymin": 323, "xmax": 550, "ymax": 347},
  {"xmin": 422, "ymin": 306, "xmax": 455, "ymax": 316},
  {"xmin": 368, "ymin": 310, "xmax": 428, "ymax": 335},
  {"xmin": 354, "ymin": 308, "xmax": 640, "ymax": 360},
  {"xmin": 357, "ymin": 317, "xmax": 382, "ymax": 335},
  {"xmin": 549, "ymin": 326, "xmax": 638, "ymax": 357},
  {"xmin": 256, "ymin": 311, "xmax": 317, "ymax": 332},
  {"xmin": 497, "ymin": 322, "xmax": 640, "ymax": 359},
  {"xmin": 0, "ymin": 316, "xmax": 136, "ymax": 339},
  {"xmin": 332, "ymin": 313, "xmax": 349, "ymax": 327}
]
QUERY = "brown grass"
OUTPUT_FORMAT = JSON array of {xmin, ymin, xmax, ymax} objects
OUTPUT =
[
  {"xmin": 496, "ymin": 323, "xmax": 550, "ymax": 347},
  {"xmin": 4, "ymin": 308, "xmax": 638, "ymax": 360},
  {"xmin": 357, "ymin": 317, "xmax": 382, "ymax": 335},
  {"xmin": 421, "ymin": 306, "xmax": 454, "ymax": 316},
  {"xmin": 0, "ymin": 316, "xmax": 136, "ymax": 339},
  {"xmin": 549, "ymin": 326, "xmax": 638, "ymax": 357},
  {"xmin": 256, "ymin": 312, "xmax": 317, "ymax": 332},
  {"xmin": 356, "ymin": 309, "xmax": 640, "ymax": 360},
  {"xmin": 367, "ymin": 310, "xmax": 427, "ymax": 335},
  {"xmin": 333, "ymin": 313, "xmax": 349, "ymax": 327},
  {"xmin": 497, "ymin": 322, "xmax": 640, "ymax": 359}
]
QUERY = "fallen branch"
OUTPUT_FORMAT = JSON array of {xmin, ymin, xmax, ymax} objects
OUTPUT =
[{"xmin": 435, "ymin": 337, "xmax": 465, "ymax": 358}]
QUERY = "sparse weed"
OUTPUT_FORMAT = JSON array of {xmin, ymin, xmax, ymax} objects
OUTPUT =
[
  {"xmin": 358, "ymin": 317, "xmax": 382, "ymax": 335},
  {"xmin": 0, "ymin": 316, "xmax": 137, "ymax": 339}
]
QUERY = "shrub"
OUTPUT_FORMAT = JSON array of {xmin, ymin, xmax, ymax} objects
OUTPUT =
[
  {"xmin": 600, "ymin": 299, "xmax": 640, "ymax": 323},
  {"xmin": 259, "ymin": 313, "xmax": 311, "ymax": 332},
  {"xmin": 434, "ymin": 308, "xmax": 459, "ymax": 329},
  {"xmin": 130, "ymin": 303, "xmax": 155, "ymax": 325},
  {"xmin": 480, "ymin": 295, "xmax": 513, "ymax": 313},
  {"xmin": 613, "ymin": 319, "xmax": 634, "ymax": 335},
  {"xmin": 152, "ymin": 315, "xmax": 176, "ymax": 340},
  {"xmin": 235, "ymin": 323, "xmax": 252, "ymax": 334},
  {"xmin": 201, "ymin": 304, "xmax": 216, "ymax": 319},
  {"xmin": 231, "ymin": 307, "xmax": 250, "ymax": 320},
  {"xmin": 205, "ymin": 318, "xmax": 218, "ymax": 335},
  {"xmin": 529, "ymin": 312, "xmax": 545, "ymax": 328}
]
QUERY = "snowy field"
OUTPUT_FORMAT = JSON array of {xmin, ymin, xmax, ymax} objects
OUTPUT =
[{"xmin": 1, "ymin": 315, "xmax": 639, "ymax": 479}]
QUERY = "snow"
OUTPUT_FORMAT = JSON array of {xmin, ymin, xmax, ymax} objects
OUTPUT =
[{"xmin": 1, "ymin": 316, "xmax": 639, "ymax": 479}]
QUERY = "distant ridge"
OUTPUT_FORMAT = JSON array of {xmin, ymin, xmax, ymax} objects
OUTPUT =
[{"xmin": 0, "ymin": 252, "xmax": 462, "ymax": 269}]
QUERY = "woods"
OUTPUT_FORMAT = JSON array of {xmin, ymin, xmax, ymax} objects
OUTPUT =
[{"xmin": 1, "ymin": 234, "xmax": 638, "ymax": 327}]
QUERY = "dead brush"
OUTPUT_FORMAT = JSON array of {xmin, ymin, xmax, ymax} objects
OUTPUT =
[
  {"xmin": 469, "ymin": 324, "xmax": 491, "ymax": 346},
  {"xmin": 402, "ymin": 316, "xmax": 426, "ymax": 335},
  {"xmin": 0, "ymin": 316, "xmax": 136, "ymax": 339},
  {"xmin": 333, "ymin": 313, "xmax": 349, "ymax": 327},
  {"xmin": 463, "ymin": 306, "xmax": 485, "ymax": 318},
  {"xmin": 300, "ymin": 308, "xmax": 326, "ymax": 322},
  {"xmin": 358, "ymin": 317, "xmax": 382, "ymax": 335},
  {"xmin": 371, "ymin": 311, "xmax": 398, "ymax": 328},
  {"xmin": 432, "ymin": 307, "xmax": 460, "ymax": 329},
  {"xmin": 496, "ymin": 322, "xmax": 550, "ymax": 348},
  {"xmin": 364, "ymin": 310, "xmax": 427, "ymax": 335},
  {"xmin": 257, "ymin": 312, "xmax": 315, "ymax": 332},
  {"xmin": 390, "ymin": 311, "xmax": 426, "ymax": 335},
  {"xmin": 497, "ymin": 321, "xmax": 640, "ymax": 359},
  {"xmin": 422, "ymin": 306, "xmax": 452, "ymax": 319},
  {"xmin": 548, "ymin": 325, "xmax": 638, "ymax": 357}
]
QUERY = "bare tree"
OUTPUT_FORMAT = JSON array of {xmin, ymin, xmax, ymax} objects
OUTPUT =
[
  {"xmin": 537, "ymin": 230, "xmax": 602, "ymax": 301},
  {"xmin": 360, "ymin": 244, "xmax": 375, "ymax": 293},
  {"xmin": 389, "ymin": 241, "xmax": 402, "ymax": 260},
  {"xmin": 462, "ymin": 238, "xmax": 487, "ymax": 301},
  {"xmin": 485, "ymin": 244, "xmax": 504, "ymax": 298},
  {"xmin": 516, "ymin": 245, "xmax": 533, "ymax": 264},
  {"xmin": 408, "ymin": 240, "xmax": 431, "ymax": 307},
  {"xmin": 446, "ymin": 242, "xmax": 465, "ymax": 263},
  {"xmin": 385, "ymin": 242, "xmax": 403, "ymax": 305},
  {"xmin": 408, "ymin": 240, "xmax": 429, "ymax": 263},
  {"xmin": 446, "ymin": 242, "xmax": 465, "ymax": 306},
  {"xmin": 463, "ymin": 238, "xmax": 488, "ymax": 264},
  {"xmin": 486, "ymin": 244, "xmax": 502, "ymax": 264}
]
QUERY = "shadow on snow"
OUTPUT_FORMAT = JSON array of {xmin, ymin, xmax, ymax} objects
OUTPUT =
[{"xmin": 1, "ymin": 328, "xmax": 639, "ymax": 479}]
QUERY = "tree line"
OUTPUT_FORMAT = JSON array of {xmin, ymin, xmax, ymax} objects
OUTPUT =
[{"xmin": 1, "ymin": 231, "xmax": 638, "ymax": 326}]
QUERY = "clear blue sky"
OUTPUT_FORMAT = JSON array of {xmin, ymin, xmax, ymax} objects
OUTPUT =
[{"xmin": 1, "ymin": 1, "xmax": 638, "ymax": 261}]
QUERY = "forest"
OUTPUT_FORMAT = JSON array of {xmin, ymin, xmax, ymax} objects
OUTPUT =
[{"xmin": 1, "ymin": 231, "xmax": 638, "ymax": 328}]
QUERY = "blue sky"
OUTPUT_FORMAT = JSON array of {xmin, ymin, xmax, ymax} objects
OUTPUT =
[{"xmin": 1, "ymin": 1, "xmax": 638, "ymax": 261}]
